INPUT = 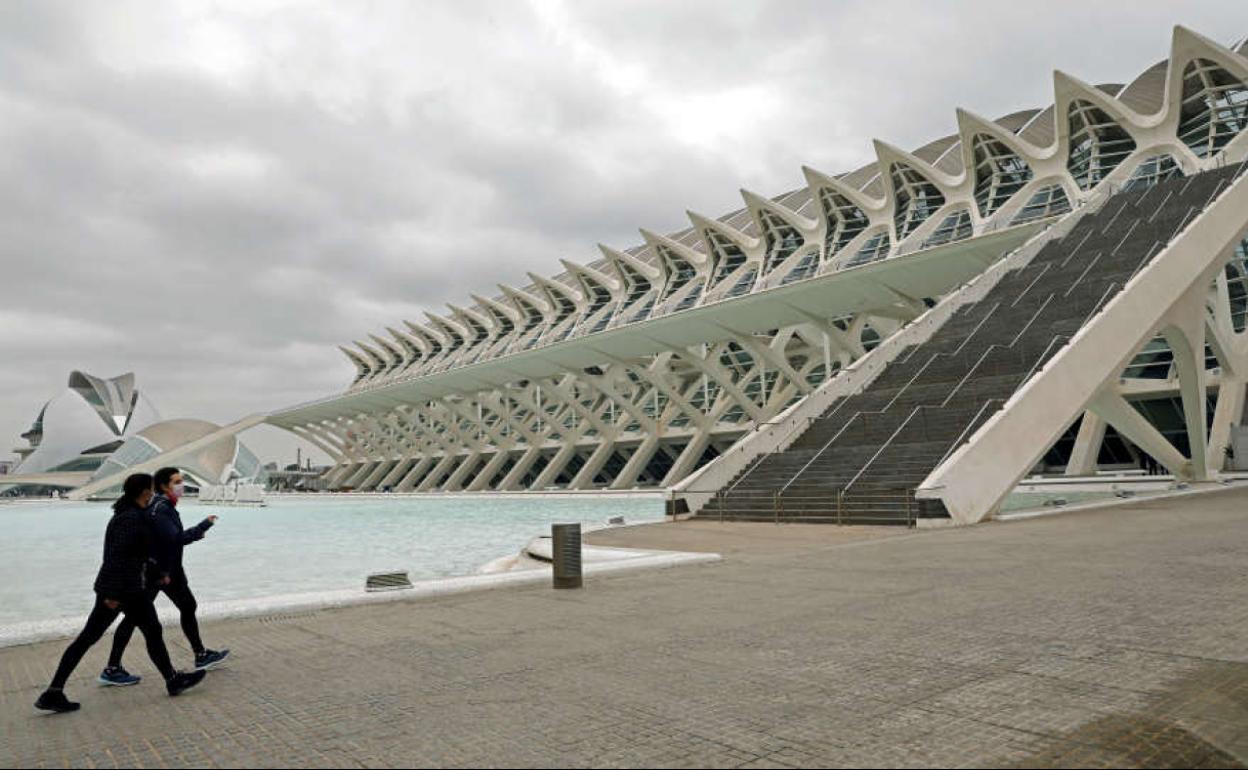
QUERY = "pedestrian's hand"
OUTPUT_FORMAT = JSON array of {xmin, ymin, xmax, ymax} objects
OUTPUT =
[
  {"xmin": 103, "ymin": 599, "xmax": 119, "ymax": 610},
  {"xmin": 207, "ymin": 515, "xmax": 218, "ymax": 523},
  {"xmin": 160, "ymin": 575, "xmax": 171, "ymax": 586}
]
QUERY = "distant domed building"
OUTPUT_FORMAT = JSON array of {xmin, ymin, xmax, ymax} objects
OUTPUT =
[
  {"xmin": 3, "ymin": 371, "xmax": 264, "ymax": 497},
  {"xmin": 10, "ymin": 371, "xmax": 161, "ymax": 480},
  {"xmin": 90, "ymin": 418, "xmax": 264, "ymax": 492}
]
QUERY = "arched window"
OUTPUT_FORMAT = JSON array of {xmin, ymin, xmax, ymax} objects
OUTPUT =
[
  {"xmin": 843, "ymin": 228, "xmax": 892, "ymax": 268},
  {"xmin": 616, "ymin": 261, "xmax": 656, "ymax": 324},
  {"xmin": 758, "ymin": 208, "xmax": 804, "ymax": 275},
  {"xmin": 655, "ymin": 245, "xmax": 703, "ymax": 312},
  {"xmin": 1011, "ymin": 185, "xmax": 1072, "ymax": 225},
  {"xmin": 705, "ymin": 230, "xmax": 751, "ymax": 290},
  {"xmin": 1067, "ymin": 100, "xmax": 1136, "ymax": 190},
  {"xmin": 922, "ymin": 208, "xmax": 973, "ymax": 248},
  {"xmin": 890, "ymin": 162, "xmax": 945, "ymax": 240},
  {"xmin": 971, "ymin": 134, "xmax": 1033, "ymax": 218},
  {"xmin": 1124, "ymin": 154, "xmax": 1183, "ymax": 191},
  {"xmin": 1177, "ymin": 59, "xmax": 1248, "ymax": 158},
  {"xmin": 816, "ymin": 187, "xmax": 869, "ymax": 259}
]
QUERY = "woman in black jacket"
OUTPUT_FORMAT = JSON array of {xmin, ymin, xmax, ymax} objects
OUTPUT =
[{"xmin": 35, "ymin": 473, "xmax": 206, "ymax": 713}]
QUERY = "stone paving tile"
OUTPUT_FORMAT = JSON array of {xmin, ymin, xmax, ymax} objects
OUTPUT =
[{"xmin": 3, "ymin": 489, "xmax": 1248, "ymax": 767}]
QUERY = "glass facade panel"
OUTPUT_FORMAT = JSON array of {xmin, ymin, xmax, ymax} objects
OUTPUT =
[
  {"xmin": 890, "ymin": 162, "xmax": 945, "ymax": 240},
  {"xmin": 971, "ymin": 134, "xmax": 1033, "ymax": 218},
  {"xmin": 758, "ymin": 209, "xmax": 804, "ymax": 275},
  {"xmin": 1178, "ymin": 59, "xmax": 1248, "ymax": 158},
  {"xmin": 921, "ymin": 208, "xmax": 973, "ymax": 248},
  {"xmin": 816, "ymin": 187, "xmax": 869, "ymax": 260},
  {"xmin": 842, "ymin": 229, "xmax": 892, "ymax": 268},
  {"xmin": 1067, "ymin": 99, "xmax": 1137, "ymax": 190},
  {"xmin": 781, "ymin": 249, "xmax": 820, "ymax": 284},
  {"xmin": 1011, "ymin": 185, "xmax": 1072, "ymax": 225},
  {"xmin": 706, "ymin": 230, "xmax": 751, "ymax": 292},
  {"xmin": 1227, "ymin": 237, "xmax": 1248, "ymax": 333},
  {"xmin": 1124, "ymin": 154, "xmax": 1183, "ymax": 191},
  {"xmin": 656, "ymin": 246, "xmax": 698, "ymax": 304}
]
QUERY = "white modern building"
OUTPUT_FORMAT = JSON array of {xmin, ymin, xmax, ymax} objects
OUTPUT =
[
  {"xmin": 3, "ymin": 371, "xmax": 264, "ymax": 497},
  {"xmin": 266, "ymin": 27, "xmax": 1248, "ymax": 524}
]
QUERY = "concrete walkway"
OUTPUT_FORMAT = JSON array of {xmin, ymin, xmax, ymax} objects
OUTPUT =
[{"xmin": 2, "ymin": 490, "xmax": 1247, "ymax": 767}]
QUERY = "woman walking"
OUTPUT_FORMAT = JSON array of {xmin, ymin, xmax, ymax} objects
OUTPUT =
[{"xmin": 34, "ymin": 473, "xmax": 206, "ymax": 713}]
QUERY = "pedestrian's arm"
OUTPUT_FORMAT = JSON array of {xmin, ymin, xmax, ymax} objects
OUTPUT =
[{"xmin": 180, "ymin": 516, "xmax": 215, "ymax": 545}]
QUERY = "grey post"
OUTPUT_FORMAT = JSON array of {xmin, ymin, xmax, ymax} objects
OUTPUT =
[{"xmin": 551, "ymin": 523, "xmax": 583, "ymax": 589}]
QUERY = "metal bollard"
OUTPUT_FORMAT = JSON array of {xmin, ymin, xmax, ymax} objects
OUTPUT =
[{"xmin": 551, "ymin": 523, "xmax": 583, "ymax": 589}]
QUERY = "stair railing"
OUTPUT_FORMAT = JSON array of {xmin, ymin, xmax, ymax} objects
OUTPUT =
[
  {"xmin": 1109, "ymin": 219, "xmax": 1141, "ymax": 257},
  {"xmin": 1126, "ymin": 240, "xmax": 1165, "ymax": 284},
  {"xmin": 776, "ymin": 410, "xmax": 866, "ymax": 497},
  {"xmin": 1098, "ymin": 197, "xmax": 1130, "ymax": 234},
  {"xmin": 881, "ymin": 353, "xmax": 940, "ymax": 412},
  {"xmin": 950, "ymin": 302, "xmax": 1002, "ymax": 356},
  {"xmin": 1062, "ymin": 250, "xmax": 1106, "ymax": 297},
  {"xmin": 1008, "ymin": 294, "xmax": 1056, "ymax": 348},
  {"xmin": 842, "ymin": 405, "xmax": 926, "ymax": 494},
  {"xmin": 1234, "ymin": 155, "xmax": 1248, "ymax": 181},
  {"xmin": 1010, "ymin": 262, "xmax": 1052, "ymax": 307},
  {"xmin": 1146, "ymin": 189, "xmax": 1174, "ymax": 224},
  {"xmin": 721, "ymin": 176, "xmax": 1203, "ymax": 506},
  {"xmin": 934, "ymin": 398, "xmax": 1006, "ymax": 469}
]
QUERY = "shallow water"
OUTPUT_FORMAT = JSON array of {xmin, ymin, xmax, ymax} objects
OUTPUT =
[{"xmin": 0, "ymin": 494, "xmax": 664, "ymax": 631}]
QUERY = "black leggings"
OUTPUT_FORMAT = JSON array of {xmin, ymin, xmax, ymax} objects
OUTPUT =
[
  {"xmin": 50, "ymin": 595, "xmax": 174, "ymax": 689},
  {"xmin": 109, "ymin": 580, "xmax": 203, "ymax": 667}
]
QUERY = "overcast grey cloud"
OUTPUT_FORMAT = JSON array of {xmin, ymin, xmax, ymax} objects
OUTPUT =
[{"xmin": 2, "ymin": 0, "xmax": 1248, "ymax": 464}]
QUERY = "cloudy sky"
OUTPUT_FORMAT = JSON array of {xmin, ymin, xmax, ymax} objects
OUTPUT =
[{"xmin": 2, "ymin": 0, "xmax": 1247, "ymax": 466}]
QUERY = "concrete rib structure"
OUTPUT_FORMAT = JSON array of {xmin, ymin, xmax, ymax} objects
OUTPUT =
[{"xmin": 268, "ymin": 27, "xmax": 1248, "ymax": 522}]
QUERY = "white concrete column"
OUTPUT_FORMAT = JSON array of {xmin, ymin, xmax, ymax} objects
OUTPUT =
[
  {"xmin": 1089, "ymin": 391, "xmax": 1190, "ymax": 477},
  {"xmin": 396, "ymin": 456, "xmax": 436, "ymax": 492},
  {"xmin": 1206, "ymin": 377, "xmax": 1246, "ymax": 474},
  {"xmin": 610, "ymin": 435, "xmax": 660, "ymax": 489},
  {"xmin": 1160, "ymin": 287, "xmax": 1210, "ymax": 479},
  {"xmin": 1065, "ymin": 411, "xmax": 1107, "ymax": 476},
  {"xmin": 416, "ymin": 454, "xmax": 458, "ymax": 492}
]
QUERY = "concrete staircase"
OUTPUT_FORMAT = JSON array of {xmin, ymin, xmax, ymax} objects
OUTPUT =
[{"xmin": 697, "ymin": 167, "xmax": 1243, "ymax": 524}]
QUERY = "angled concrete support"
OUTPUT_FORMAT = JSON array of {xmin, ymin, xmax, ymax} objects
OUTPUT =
[
  {"xmin": 1088, "ymin": 391, "xmax": 1189, "ymax": 476},
  {"xmin": 1065, "ymin": 411, "xmax": 1107, "ymax": 476}
]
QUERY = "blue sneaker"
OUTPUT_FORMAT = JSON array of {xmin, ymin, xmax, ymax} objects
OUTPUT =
[
  {"xmin": 98, "ymin": 667, "xmax": 141, "ymax": 687},
  {"xmin": 194, "ymin": 648, "xmax": 230, "ymax": 671}
]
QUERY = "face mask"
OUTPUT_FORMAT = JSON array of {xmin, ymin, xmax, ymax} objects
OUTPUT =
[{"xmin": 170, "ymin": 482, "xmax": 186, "ymax": 501}]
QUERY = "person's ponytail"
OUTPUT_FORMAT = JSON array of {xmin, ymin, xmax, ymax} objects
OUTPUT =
[{"xmin": 112, "ymin": 473, "xmax": 154, "ymax": 514}]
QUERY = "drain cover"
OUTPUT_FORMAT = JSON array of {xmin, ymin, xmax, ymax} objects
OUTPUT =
[{"xmin": 366, "ymin": 570, "xmax": 413, "ymax": 592}]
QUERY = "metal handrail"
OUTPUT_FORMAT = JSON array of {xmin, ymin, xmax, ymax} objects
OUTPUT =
[
  {"xmin": 706, "ymin": 169, "xmax": 1248, "ymax": 510},
  {"xmin": 940, "ymin": 345, "xmax": 1000, "ymax": 408},
  {"xmin": 1109, "ymin": 218, "xmax": 1141, "ymax": 257},
  {"xmin": 1147, "ymin": 189, "xmax": 1174, "ymax": 224},
  {"xmin": 1079, "ymin": 283, "xmax": 1119, "ymax": 330},
  {"xmin": 1010, "ymin": 262, "xmax": 1052, "ymax": 307},
  {"xmin": 881, "ymin": 353, "xmax": 939, "ymax": 412},
  {"xmin": 776, "ymin": 410, "xmax": 866, "ymax": 496},
  {"xmin": 1126, "ymin": 240, "xmax": 1164, "ymax": 284},
  {"xmin": 950, "ymin": 302, "xmax": 1001, "ymax": 356},
  {"xmin": 1017, "ymin": 334, "xmax": 1070, "ymax": 387},
  {"xmin": 1098, "ymin": 197, "xmax": 1130, "ymax": 234},
  {"xmin": 1132, "ymin": 176, "xmax": 1161, "ymax": 208},
  {"xmin": 1009, "ymin": 294, "xmax": 1055, "ymax": 348},
  {"xmin": 1063, "ymin": 250, "xmax": 1105, "ymax": 298},
  {"xmin": 1234, "ymin": 155, "xmax": 1248, "ymax": 180},
  {"xmin": 934, "ymin": 397, "xmax": 1005, "ymax": 468},
  {"xmin": 843, "ymin": 405, "xmax": 924, "ymax": 493},
  {"xmin": 1202, "ymin": 177, "xmax": 1231, "ymax": 211}
]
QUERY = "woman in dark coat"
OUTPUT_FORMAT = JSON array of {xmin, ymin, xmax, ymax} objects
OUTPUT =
[{"xmin": 35, "ymin": 473, "xmax": 206, "ymax": 713}]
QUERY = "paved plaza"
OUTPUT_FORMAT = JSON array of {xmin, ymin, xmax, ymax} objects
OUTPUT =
[{"xmin": 2, "ymin": 490, "xmax": 1246, "ymax": 767}]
